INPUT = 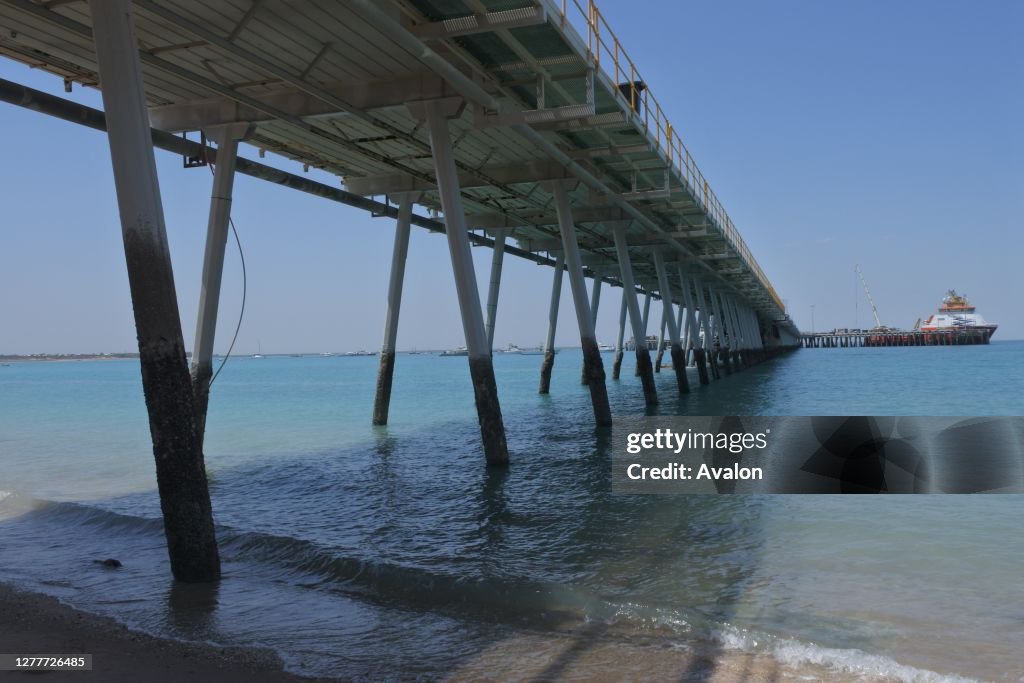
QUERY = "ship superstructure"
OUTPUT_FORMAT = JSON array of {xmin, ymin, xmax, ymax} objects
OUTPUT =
[{"xmin": 919, "ymin": 290, "xmax": 997, "ymax": 340}]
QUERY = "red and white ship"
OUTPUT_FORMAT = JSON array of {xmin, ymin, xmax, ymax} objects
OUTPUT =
[{"xmin": 919, "ymin": 290, "xmax": 997, "ymax": 340}]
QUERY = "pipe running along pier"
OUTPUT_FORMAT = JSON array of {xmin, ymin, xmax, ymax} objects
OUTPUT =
[{"xmin": 0, "ymin": 0, "xmax": 800, "ymax": 581}]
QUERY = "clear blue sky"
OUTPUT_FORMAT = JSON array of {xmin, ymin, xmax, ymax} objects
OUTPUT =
[{"xmin": 1, "ymin": 1, "xmax": 1021, "ymax": 355}]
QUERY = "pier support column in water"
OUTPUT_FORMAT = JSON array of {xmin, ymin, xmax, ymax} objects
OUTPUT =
[
  {"xmin": 89, "ymin": 0, "xmax": 219, "ymax": 582},
  {"xmin": 581, "ymin": 266, "xmax": 604, "ymax": 384},
  {"xmin": 611, "ymin": 289, "xmax": 627, "ymax": 380},
  {"xmin": 726, "ymin": 295, "xmax": 746, "ymax": 368},
  {"xmin": 695, "ymin": 280, "xmax": 720, "ymax": 380},
  {"xmin": 680, "ymin": 272, "xmax": 709, "ymax": 385},
  {"xmin": 654, "ymin": 312, "xmax": 667, "ymax": 372},
  {"xmin": 483, "ymin": 228, "xmax": 507, "ymax": 354},
  {"xmin": 418, "ymin": 99, "xmax": 508, "ymax": 464},
  {"xmin": 653, "ymin": 250, "xmax": 690, "ymax": 395},
  {"xmin": 551, "ymin": 182, "xmax": 612, "ymax": 426},
  {"xmin": 635, "ymin": 291, "xmax": 652, "ymax": 376},
  {"xmin": 612, "ymin": 225, "xmax": 657, "ymax": 405},
  {"xmin": 190, "ymin": 122, "xmax": 248, "ymax": 450},
  {"xmin": 538, "ymin": 254, "xmax": 564, "ymax": 394},
  {"xmin": 678, "ymin": 268, "xmax": 702, "ymax": 377},
  {"xmin": 710, "ymin": 288, "xmax": 732, "ymax": 375},
  {"xmin": 372, "ymin": 193, "xmax": 414, "ymax": 426}
]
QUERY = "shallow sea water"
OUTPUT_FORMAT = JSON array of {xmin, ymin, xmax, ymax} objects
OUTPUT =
[{"xmin": 1, "ymin": 342, "xmax": 1022, "ymax": 681}]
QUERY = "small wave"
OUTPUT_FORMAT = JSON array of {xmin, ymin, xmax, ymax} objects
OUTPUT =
[
  {"xmin": 713, "ymin": 624, "xmax": 983, "ymax": 683},
  {"xmin": 2, "ymin": 499, "xmax": 991, "ymax": 683}
]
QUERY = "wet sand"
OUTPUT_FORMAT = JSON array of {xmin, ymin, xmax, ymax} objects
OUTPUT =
[
  {"xmin": 0, "ymin": 583, "xmax": 330, "ymax": 682},
  {"xmin": 1, "ymin": 582, "xmax": 902, "ymax": 682}
]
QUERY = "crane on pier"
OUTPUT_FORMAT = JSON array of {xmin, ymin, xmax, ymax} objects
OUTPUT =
[{"xmin": 855, "ymin": 265, "xmax": 887, "ymax": 331}]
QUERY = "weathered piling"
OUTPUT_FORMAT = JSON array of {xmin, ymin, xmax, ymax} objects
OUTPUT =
[
  {"xmin": 696, "ymin": 281, "xmax": 720, "ymax": 380},
  {"xmin": 538, "ymin": 254, "xmax": 564, "ymax": 394},
  {"xmin": 89, "ymin": 0, "xmax": 219, "ymax": 582},
  {"xmin": 635, "ymin": 291, "xmax": 652, "ymax": 377},
  {"xmin": 373, "ymin": 194, "xmax": 414, "ymax": 426},
  {"xmin": 552, "ymin": 183, "xmax": 612, "ymax": 426},
  {"xmin": 654, "ymin": 313, "xmax": 667, "ymax": 372},
  {"xmin": 419, "ymin": 99, "xmax": 508, "ymax": 464},
  {"xmin": 611, "ymin": 289, "xmax": 627, "ymax": 380},
  {"xmin": 484, "ymin": 228, "xmax": 507, "ymax": 354},
  {"xmin": 582, "ymin": 266, "xmax": 604, "ymax": 384},
  {"xmin": 678, "ymin": 269, "xmax": 707, "ymax": 383},
  {"xmin": 653, "ymin": 250, "xmax": 689, "ymax": 395},
  {"xmin": 190, "ymin": 122, "xmax": 248, "ymax": 449},
  {"xmin": 612, "ymin": 225, "xmax": 657, "ymax": 405}
]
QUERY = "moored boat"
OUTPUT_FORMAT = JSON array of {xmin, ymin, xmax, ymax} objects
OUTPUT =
[{"xmin": 919, "ymin": 290, "xmax": 997, "ymax": 340}]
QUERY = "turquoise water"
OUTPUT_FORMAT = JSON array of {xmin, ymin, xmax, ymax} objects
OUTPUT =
[{"xmin": 1, "ymin": 343, "xmax": 1023, "ymax": 681}]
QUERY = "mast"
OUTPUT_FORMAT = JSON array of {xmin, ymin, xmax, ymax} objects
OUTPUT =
[{"xmin": 855, "ymin": 265, "xmax": 883, "ymax": 329}]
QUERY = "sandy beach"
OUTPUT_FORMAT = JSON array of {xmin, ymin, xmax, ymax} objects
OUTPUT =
[
  {"xmin": 0, "ymin": 583, "xmax": 331, "ymax": 682},
  {"xmin": 1, "ymin": 581, "xmax": 873, "ymax": 683}
]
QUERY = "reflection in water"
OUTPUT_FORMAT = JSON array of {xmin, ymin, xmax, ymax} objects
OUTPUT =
[{"xmin": 166, "ymin": 579, "xmax": 221, "ymax": 641}]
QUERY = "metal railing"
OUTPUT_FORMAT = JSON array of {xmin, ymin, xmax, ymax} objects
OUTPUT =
[{"xmin": 558, "ymin": 0, "xmax": 783, "ymax": 312}]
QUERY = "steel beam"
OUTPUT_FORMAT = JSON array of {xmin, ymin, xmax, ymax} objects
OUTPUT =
[
  {"xmin": 344, "ymin": 159, "xmax": 575, "ymax": 196},
  {"xmin": 148, "ymin": 74, "xmax": 463, "ymax": 131},
  {"xmin": 410, "ymin": 6, "xmax": 547, "ymax": 40}
]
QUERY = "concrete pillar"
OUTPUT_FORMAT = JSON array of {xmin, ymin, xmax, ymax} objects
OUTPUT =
[
  {"xmin": 677, "ymin": 268, "xmax": 705, "ymax": 383},
  {"xmin": 483, "ymin": 228, "xmax": 507, "ymax": 354},
  {"xmin": 652, "ymin": 250, "xmax": 690, "ymax": 395},
  {"xmin": 611, "ymin": 289, "xmax": 627, "ymax": 380},
  {"xmin": 611, "ymin": 225, "xmax": 656, "ymax": 405},
  {"xmin": 538, "ymin": 254, "xmax": 564, "ymax": 394},
  {"xmin": 372, "ymin": 193, "xmax": 414, "ymax": 426},
  {"xmin": 190, "ymin": 123, "xmax": 248, "ymax": 451},
  {"xmin": 551, "ymin": 183, "xmax": 612, "ymax": 426},
  {"xmin": 89, "ymin": 0, "xmax": 219, "ymax": 582},
  {"xmin": 420, "ymin": 99, "xmax": 508, "ymax": 464}
]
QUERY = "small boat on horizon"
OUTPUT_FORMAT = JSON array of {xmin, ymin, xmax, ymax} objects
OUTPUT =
[
  {"xmin": 440, "ymin": 346, "xmax": 468, "ymax": 356},
  {"xmin": 503, "ymin": 343, "xmax": 549, "ymax": 356}
]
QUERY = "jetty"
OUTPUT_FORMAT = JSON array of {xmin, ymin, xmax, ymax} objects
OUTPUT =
[
  {"xmin": 0, "ymin": 0, "xmax": 799, "ymax": 581},
  {"xmin": 802, "ymin": 329, "xmax": 993, "ymax": 348}
]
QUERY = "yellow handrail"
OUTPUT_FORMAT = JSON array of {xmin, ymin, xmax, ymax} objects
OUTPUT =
[{"xmin": 560, "ymin": 0, "xmax": 784, "ymax": 312}]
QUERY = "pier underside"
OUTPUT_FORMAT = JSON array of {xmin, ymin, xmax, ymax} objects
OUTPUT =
[{"xmin": 0, "ymin": 0, "xmax": 800, "ymax": 580}]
